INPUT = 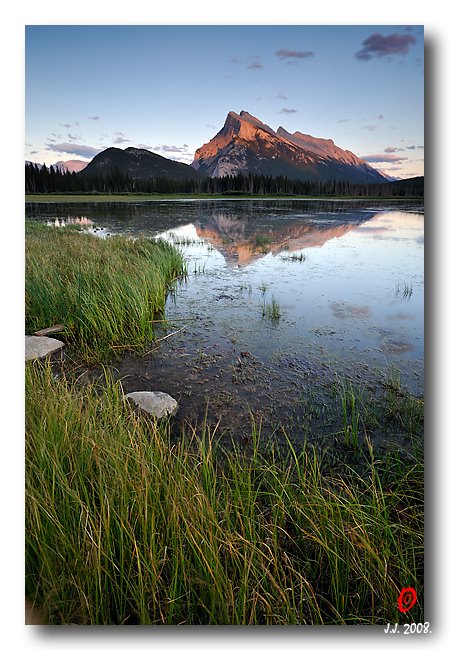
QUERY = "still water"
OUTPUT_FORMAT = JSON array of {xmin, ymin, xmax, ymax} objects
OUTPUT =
[{"xmin": 27, "ymin": 199, "xmax": 424, "ymax": 440}]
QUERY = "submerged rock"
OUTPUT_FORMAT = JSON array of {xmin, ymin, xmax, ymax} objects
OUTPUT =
[
  {"xmin": 25, "ymin": 335, "xmax": 65, "ymax": 361},
  {"xmin": 125, "ymin": 391, "xmax": 178, "ymax": 418}
]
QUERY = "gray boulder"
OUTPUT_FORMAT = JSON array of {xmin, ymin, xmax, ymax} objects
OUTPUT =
[
  {"xmin": 25, "ymin": 335, "xmax": 65, "ymax": 361},
  {"xmin": 125, "ymin": 391, "xmax": 178, "ymax": 418}
]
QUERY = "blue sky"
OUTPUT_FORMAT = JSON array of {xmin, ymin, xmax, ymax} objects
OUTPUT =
[{"xmin": 25, "ymin": 25, "xmax": 424, "ymax": 178}]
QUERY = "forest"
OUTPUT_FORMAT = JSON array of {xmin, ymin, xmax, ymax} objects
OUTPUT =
[{"xmin": 25, "ymin": 162, "xmax": 424, "ymax": 198}]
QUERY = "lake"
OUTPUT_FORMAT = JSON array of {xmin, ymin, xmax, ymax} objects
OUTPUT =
[{"xmin": 26, "ymin": 199, "xmax": 424, "ymax": 445}]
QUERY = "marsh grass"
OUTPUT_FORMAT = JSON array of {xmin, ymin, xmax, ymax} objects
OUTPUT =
[
  {"xmin": 281, "ymin": 252, "xmax": 307, "ymax": 262},
  {"xmin": 26, "ymin": 222, "xmax": 185, "ymax": 361},
  {"xmin": 26, "ymin": 362, "xmax": 424, "ymax": 625},
  {"xmin": 261, "ymin": 295, "xmax": 281, "ymax": 321},
  {"xmin": 339, "ymin": 381, "xmax": 361, "ymax": 452},
  {"xmin": 395, "ymin": 281, "xmax": 413, "ymax": 300},
  {"xmin": 335, "ymin": 374, "xmax": 423, "ymax": 453}
]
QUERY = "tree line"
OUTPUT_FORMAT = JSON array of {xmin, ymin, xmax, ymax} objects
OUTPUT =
[{"xmin": 25, "ymin": 163, "xmax": 424, "ymax": 198}]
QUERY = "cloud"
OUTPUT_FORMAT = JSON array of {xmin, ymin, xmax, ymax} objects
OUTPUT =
[
  {"xmin": 113, "ymin": 136, "xmax": 131, "ymax": 144},
  {"xmin": 166, "ymin": 153, "xmax": 193, "ymax": 163},
  {"xmin": 406, "ymin": 145, "xmax": 424, "ymax": 150},
  {"xmin": 377, "ymin": 114, "xmax": 384, "ymax": 120},
  {"xmin": 68, "ymin": 133, "xmax": 80, "ymax": 141},
  {"xmin": 88, "ymin": 115, "xmax": 100, "ymax": 121},
  {"xmin": 153, "ymin": 144, "xmax": 189, "ymax": 153},
  {"xmin": 362, "ymin": 125, "xmax": 377, "ymax": 132},
  {"xmin": 206, "ymin": 124, "xmax": 217, "ymax": 129},
  {"xmin": 361, "ymin": 153, "xmax": 408, "ymax": 163},
  {"xmin": 279, "ymin": 108, "xmax": 297, "ymax": 114},
  {"xmin": 230, "ymin": 55, "xmax": 263, "ymax": 69},
  {"xmin": 337, "ymin": 118, "xmax": 348, "ymax": 123},
  {"xmin": 355, "ymin": 32, "xmax": 416, "ymax": 60},
  {"xmin": 60, "ymin": 123, "xmax": 71, "ymax": 128},
  {"xmin": 275, "ymin": 49, "xmax": 314, "ymax": 60},
  {"xmin": 384, "ymin": 146, "xmax": 404, "ymax": 153},
  {"xmin": 30, "ymin": 150, "xmax": 38, "ymax": 155},
  {"xmin": 277, "ymin": 93, "xmax": 288, "ymax": 100},
  {"xmin": 247, "ymin": 56, "xmax": 263, "ymax": 70},
  {"xmin": 46, "ymin": 143, "xmax": 103, "ymax": 158}
]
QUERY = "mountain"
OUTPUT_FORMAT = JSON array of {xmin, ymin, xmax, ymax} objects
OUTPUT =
[
  {"xmin": 192, "ymin": 111, "xmax": 386, "ymax": 183},
  {"xmin": 382, "ymin": 176, "xmax": 424, "ymax": 196},
  {"xmin": 52, "ymin": 160, "xmax": 88, "ymax": 173},
  {"xmin": 25, "ymin": 160, "xmax": 88, "ymax": 173},
  {"xmin": 26, "ymin": 161, "xmax": 43, "ymax": 170},
  {"xmin": 80, "ymin": 147, "xmax": 202, "ymax": 180}
]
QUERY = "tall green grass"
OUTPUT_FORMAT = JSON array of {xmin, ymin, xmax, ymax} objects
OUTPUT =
[
  {"xmin": 26, "ymin": 362, "xmax": 424, "ymax": 625},
  {"xmin": 25, "ymin": 222, "xmax": 185, "ymax": 360},
  {"xmin": 261, "ymin": 295, "xmax": 281, "ymax": 321}
]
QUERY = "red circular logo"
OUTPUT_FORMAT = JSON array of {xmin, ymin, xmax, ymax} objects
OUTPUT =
[{"xmin": 398, "ymin": 587, "xmax": 417, "ymax": 613}]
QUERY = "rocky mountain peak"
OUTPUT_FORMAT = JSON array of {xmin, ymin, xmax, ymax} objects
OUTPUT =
[{"xmin": 192, "ymin": 110, "xmax": 385, "ymax": 183}]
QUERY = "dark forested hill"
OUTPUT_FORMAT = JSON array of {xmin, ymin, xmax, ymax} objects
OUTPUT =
[{"xmin": 80, "ymin": 147, "xmax": 203, "ymax": 181}]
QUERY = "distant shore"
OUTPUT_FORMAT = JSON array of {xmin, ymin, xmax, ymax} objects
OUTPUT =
[{"xmin": 25, "ymin": 193, "xmax": 425, "ymax": 204}]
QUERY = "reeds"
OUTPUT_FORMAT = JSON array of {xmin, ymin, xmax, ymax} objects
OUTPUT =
[
  {"xmin": 25, "ymin": 222, "xmax": 186, "ymax": 360},
  {"xmin": 395, "ymin": 281, "xmax": 413, "ymax": 300},
  {"xmin": 281, "ymin": 252, "xmax": 307, "ymax": 262},
  {"xmin": 261, "ymin": 295, "xmax": 281, "ymax": 321},
  {"xmin": 26, "ymin": 362, "xmax": 424, "ymax": 625}
]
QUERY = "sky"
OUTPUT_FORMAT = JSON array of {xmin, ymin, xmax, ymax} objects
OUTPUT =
[{"xmin": 25, "ymin": 24, "xmax": 424, "ymax": 179}]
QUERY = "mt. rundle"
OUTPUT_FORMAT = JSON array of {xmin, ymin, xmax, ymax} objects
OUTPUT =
[{"xmin": 191, "ymin": 111, "xmax": 386, "ymax": 183}]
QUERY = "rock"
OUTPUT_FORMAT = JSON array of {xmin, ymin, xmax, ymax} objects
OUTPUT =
[
  {"xmin": 25, "ymin": 335, "xmax": 64, "ymax": 361},
  {"xmin": 125, "ymin": 391, "xmax": 178, "ymax": 418}
]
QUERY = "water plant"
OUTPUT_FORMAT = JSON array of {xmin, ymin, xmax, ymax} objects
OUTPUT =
[
  {"xmin": 339, "ymin": 381, "xmax": 361, "ymax": 451},
  {"xmin": 25, "ymin": 221, "xmax": 186, "ymax": 361},
  {"xmin": 395, "ymin": 281, "xmax": 413, "ymax": 300},
  {"xmin": 191, "ymin": 260, "xmax": 206, "ymax": 274},
  {"xmin": 261, "ymin": 295, "xmax": 281, "ymax": 321},
  {"xmin": 281, "ymin": 252, "xmax": 307, "ymax": 262},
  {"xmin": 238, "ymin": 282, "xmax": 253, "ymax": 294}
]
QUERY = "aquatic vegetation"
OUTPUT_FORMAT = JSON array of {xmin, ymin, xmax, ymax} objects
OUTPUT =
[
  {"xmin": 191, "ymin": 260, "xmax": 206, "ymax": 274},
  {"xmin": 339, "ymin": 381, "xmax": 361, "ymax": 452},
  {"xmin": 25, "ymin": 221, "xmax": 186, "ymax": 361},
  {"xmin": 238, "ymin": 282, "xmax": 253, "ymax": 294},
  {"xmin": 281, "ymin": 252, "xmax": 307, "ymax": 262},
  {"xmin": 261, "ymin": 295, "xmax": 281, "ymax": 321},
  {"xmin": 395, "ymin": 281, "xmax": 413, "ymax": 300}
]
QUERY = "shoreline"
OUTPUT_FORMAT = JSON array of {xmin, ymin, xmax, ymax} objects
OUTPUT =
[{"xmin": 25, "ymin": 193, "xmax": 425, "ymax": 204}]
